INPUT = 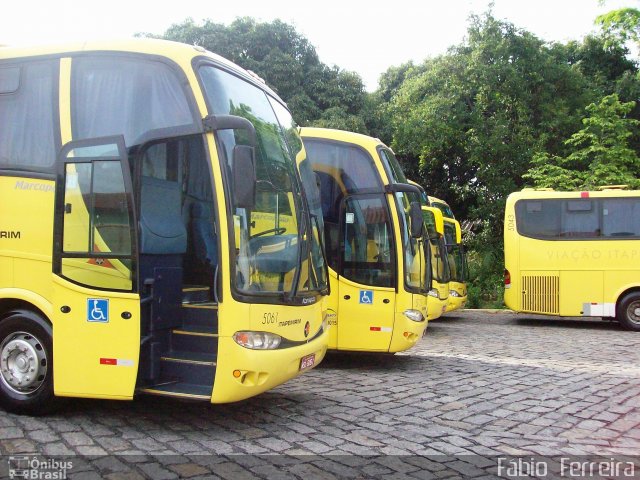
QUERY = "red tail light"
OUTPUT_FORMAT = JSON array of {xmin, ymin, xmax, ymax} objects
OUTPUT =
[{"xmin": 504, "ymin": 269, "xmax": 511, "ymax": 287}]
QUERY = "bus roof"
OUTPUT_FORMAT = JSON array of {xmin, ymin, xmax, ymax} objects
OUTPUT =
[
  {"xmin": 508, "ymin": 188, "xmax": 640, "ymax": 201},
  {"xmin": 0, "ymin": 38, "xmax": 284, "ymax": 104},
  {"xmin": 300, "ymin": 127, "xmax": 386, "ymax": 151},
  {"xmin": 428, "ymin": 195, "xmax": 449, "ymax": 207}
]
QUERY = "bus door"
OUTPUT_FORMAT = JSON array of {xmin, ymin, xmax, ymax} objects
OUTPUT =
[
  {"xmin": 338, "ymin": 194, "xmax": 395, "ymax": 351},
  {"xmin": 52, "ymin": 136, "xmax": 140, "ymax": 398}
]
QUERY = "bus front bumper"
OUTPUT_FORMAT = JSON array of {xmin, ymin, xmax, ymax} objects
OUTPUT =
[
  {"xmin": 446, "ymin": 295, "xmax": 467, "ymax": 312},
  {"xmin": 388, "ymin": 311, "xmax": 428, "ymax": 353},
  {"xmin": 211, "ymin": 328, "xmax": 329, "ymax": 404}
]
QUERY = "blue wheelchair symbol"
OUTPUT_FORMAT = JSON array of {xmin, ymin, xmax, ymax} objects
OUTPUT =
[
  {"xmin": 87, "ymin": 299, "xmax": 109, "ymax": 323},
  {"xmin": 359, "ymin": 290, "xmax": 373, "ymax": 304}
]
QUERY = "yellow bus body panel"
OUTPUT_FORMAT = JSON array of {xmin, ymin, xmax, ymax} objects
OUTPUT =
[
  {"xmin": 504, "ymin": 189, "xmax": 640, "ymax": 317},
  {"xmin": 300, "ymin": 128, "xmax": 428, "ymax": 353},
  {"xmin": 388, "ymin": 293, "xmax": 429, "ymax": 352},
  {"xmin": 445, "ymin": 281, "xmax": 467, "ymax": 312},
  {"xmin": 1, "ymin": 41, "xmax": 328, "ymax": 404},
  {"xmin": 52, "ymin": 277, "xmax": 140, "ymax": 399},
  {"xmin": 212, "ymin": 301, "xmax": 328, "ymax": 403}
]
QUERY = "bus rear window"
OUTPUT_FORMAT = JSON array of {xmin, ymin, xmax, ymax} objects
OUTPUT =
[{"xmin": 515, "ymin": 197, "xmax": 640, "ymax": 240}]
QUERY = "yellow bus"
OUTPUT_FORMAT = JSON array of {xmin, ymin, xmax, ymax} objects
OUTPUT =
[
  {"xmin": 428, "ymin": 196, "xmax": 467, "ymax": 312},
  {"xmin": 421, "ymin": 206, "xmax": 450, "ymax": 319},
  {"xmin": 443, "ymin": 218, "xmax": 468, "ymax": 311},
  {"xmin": 504, "ymin": 188, "xmax": 640, "ymax": 331},
  {"xmin": 300, "ymin": 128, "xmax": 431, "ymax": 352},
  {"xmin": 0, "ymin": 40, "xmax": 330, "ymax": 414},
  {"xmin": 428, "ymin": 195, "xmax": 456, "ymax": 220}
]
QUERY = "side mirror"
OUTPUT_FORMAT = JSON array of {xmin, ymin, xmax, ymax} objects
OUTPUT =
[
  {"xmin": 424, "ymin": 206, "xmax": 444, "ymax": 235},
  {"xmin": 203, "ymin": 114, "xmax": 258, "ymax": 209},
  {"xmin": 233, "ymin": 145, "xmax": 256, "ymax": 209},
  {"xmin": 409, "ymin": 201, "xmax": 424, "ymax": 239},
  {"xmin": 453, "ymin": 219, "xmax": 462, "ymax": 244},
  {"xmin": 203, "ymin": 114, "xmax": 257, "ymax": 147}
]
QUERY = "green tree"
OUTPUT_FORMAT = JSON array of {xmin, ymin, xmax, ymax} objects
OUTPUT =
[
  {"xmin": 142, "ymin": 17, "xmax": 367, "ymax": 128},
  {"xmin": 380, "ymin": 12, "xmax": 639, "ymax": 306},
  {"xmin": 596, "ymin": 7, "xmax": 640, "ymax": 48},
  {"xmin": 525, "ymin": 94, "xmax": 640, "ymax": 189},
  {"xmin": 387, "ymin": 13, "xmax": 590, "ymax": 224}
]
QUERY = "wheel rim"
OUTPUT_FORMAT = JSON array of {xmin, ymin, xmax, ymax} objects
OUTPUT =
[
  {"xmin": 627, "ymin": 300, "xmax": 640, "ymax": 326},
  {"xmin": 0, "ymin": 331, "xmax": 48, "ymax": 395}
]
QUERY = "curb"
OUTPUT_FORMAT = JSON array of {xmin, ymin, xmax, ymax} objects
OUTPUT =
[{"xmin": 462, "ymin": 309, "xmax": 514, "ymax": 314}]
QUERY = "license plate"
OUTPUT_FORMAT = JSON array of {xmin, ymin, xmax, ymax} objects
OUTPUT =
[{"xmin": 300, "ymin": 353, "xmax": 316, "ymax": 370}]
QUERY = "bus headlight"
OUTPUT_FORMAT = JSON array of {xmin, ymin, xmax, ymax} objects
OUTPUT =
[
  {"xmin": 403, "ymin": 309, "xmax": 425, "ymax": 322},
  {"xmin": 449, "ymin": 290, "xmax": 462, "ymax": 297},
  {"xmin": 233, "ymin": 331, "xmax": 282, "ymax": 350},
  {"xmin": 427, "ymin": 289, "xmax": 439, "ymax": 298}
]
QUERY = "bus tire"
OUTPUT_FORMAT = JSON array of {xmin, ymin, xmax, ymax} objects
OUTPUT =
[
  {"xmin": 617, "ymin": 293, "xmax": 640, "ymax": 332},
  {"xmin": 0, "ymin": 310, "xmax": 57, "ymax": 415}
]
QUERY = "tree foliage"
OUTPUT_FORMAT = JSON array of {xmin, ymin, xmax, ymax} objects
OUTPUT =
[
  {"xmin": 374, "ymin": 12, "xmax": 639, "ymax": 305},
  {"xmin": 595, "ymin": 7, "xmax": 640, "ymax": 48},
  {"xmin": 525, "ymin": 94, "xmax": 640, "ymax": 189},
  {"xmin": 144, "ymin": 17, "xmax": 367, "ymax": 128},
  {"xmin": 385, "ymin": 13, "xmax": 598, "ymax": 230},
  {"xmin": 142, "ymin": 12, "xmax": 640, "ymax": 306}
]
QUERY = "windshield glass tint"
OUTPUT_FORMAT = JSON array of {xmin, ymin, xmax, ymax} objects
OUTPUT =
[
  {"xmin": 379, "ymin": 148, "xmax": 407, "ymax": 184},
  {"xmin": 395, "ymin": 191, "xmax": 428, "ymax": 291},
  {"xmin": 432, "ymin": 201, "xmax": 455, "ymax": 219},
  {"xmin": 72, "ymin": 56, "xmax": 195, "ymax": 146},
  {"xmin": 515, "ymin": 197, "xmax": 640, "ymax": 240},
  {"xmin": 303, "ymin": 138, "xmax": 383, "ymax": 271},
  {"xmin": 199, "ymin": 66, "xmax": 306, "ymax": 295},
  {"xmin": 447, "ymin": 244, "xmax": 465, "ymax": 282},
  {"xmin": 444, "ymin": 221, "xmax": 463, "ymax": 282},
  {"xmin": 269, "ymin": 99, "xmax": 327, "ymax": 292},
  {"xmin": 423, "ymin": 211, "xmax": 448, "ymax": 283}
]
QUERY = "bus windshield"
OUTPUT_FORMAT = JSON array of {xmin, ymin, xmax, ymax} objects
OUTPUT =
[
  {"xmin": 268, "ymin": 99, "xmax": 328, "ymax": 293},
  {"xmin": 377, "ymin": 149, "xmax": 429, "ymax": 291},
  {"xmin": 395, "ymin": 190, "xmax": 430, "ymax": 292},
  {"xmin": 378, "ymin": 148, "xmax": 407, "ymax": 184},
  {"xmin": 423, "ymin": 211, "xmax": 450, "ymax": 284},
  {"xmin": 444, "ymin": 221, "xmax": 464, "ymax": 283},
  {"xmin": 432, "ymin": 201, "xmax": 455, "ymax": 220},
  {"xmin": 199, "ymin": 65, "xmax": 315, "ymax": 298}
]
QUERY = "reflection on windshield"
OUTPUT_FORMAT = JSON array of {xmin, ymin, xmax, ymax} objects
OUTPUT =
[
  {"xmin": 270, "ymin": 100, "xmax": 328, "ymax": 293},
  {"xmin": 199, "ymin": 65, "xmax": 326, "ymax": 297},
  {"xmin": 379, "ymin": 148, "xmax": 407, "ymax": 184},
  {"xmin": 395, "ymin": 191, "xmax": 428, "ymax": 292},
  {"xmin": 423, "ymin": 212, "xmax": 448, "ymax": 283}
]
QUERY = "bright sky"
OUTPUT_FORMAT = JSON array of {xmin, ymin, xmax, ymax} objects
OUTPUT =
[{"xmin": 1, "ymin": 0, "xmax": 637, "ymax": 90}]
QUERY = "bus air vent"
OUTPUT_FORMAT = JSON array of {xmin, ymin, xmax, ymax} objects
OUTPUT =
[{"xmin": 521, "ymin": 275, "xmax": 560, "ymax": 315}]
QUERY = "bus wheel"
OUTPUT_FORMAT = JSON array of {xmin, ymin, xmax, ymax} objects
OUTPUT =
[
  {"xmin": 617, "ymin": 293, "xmax": 640, "ymax": 332},
  {"xmin": 0, "ymin": 310, "xmax": 56, "ymax": 415}
]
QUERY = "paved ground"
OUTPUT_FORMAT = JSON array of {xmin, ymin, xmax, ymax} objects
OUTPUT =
[{"xmin": 0, "ymin": 310, "xmax": 639, "ymax": 479}]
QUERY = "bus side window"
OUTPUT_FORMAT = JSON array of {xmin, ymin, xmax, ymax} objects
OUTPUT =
[
  {"xmin": 516, "ymin": 200, "xmax": 561, "ymax": 238},
  {"xmin": 0, "ymin": 62, "xmax": 57, "ymax": 170},
  {"xmin": 602, "ymin": 198, "xmax": 640, "ymax": 238},
  {"xmin": 562, "ymin": 200, "xmax": 598, "ymax": 237}
]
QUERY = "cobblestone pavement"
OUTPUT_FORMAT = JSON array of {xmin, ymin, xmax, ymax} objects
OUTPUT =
[{"xmin": 0, "ymin": 310, "xmax": 639, "ymax": 479}]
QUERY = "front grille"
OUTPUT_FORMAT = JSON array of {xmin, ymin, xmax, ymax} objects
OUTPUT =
[{"xmin": 521, "ymin": 275, "xmax": 559, "ymax": 315}]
